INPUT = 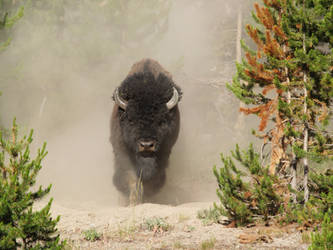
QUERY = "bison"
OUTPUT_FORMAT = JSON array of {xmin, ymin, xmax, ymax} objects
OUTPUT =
[{"xmin": 110, "ymin": 58, "xmax": 182, "ymax": 205}]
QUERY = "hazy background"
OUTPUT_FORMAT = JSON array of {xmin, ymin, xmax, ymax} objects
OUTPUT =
[{"xmin": 0, "ymin": 0, "xmax": 258, "ymax": 207}]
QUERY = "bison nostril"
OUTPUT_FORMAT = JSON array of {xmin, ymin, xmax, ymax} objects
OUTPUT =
[{"xmin": 138, "ymin": 140, "xmax": 156, "ymax": 151}]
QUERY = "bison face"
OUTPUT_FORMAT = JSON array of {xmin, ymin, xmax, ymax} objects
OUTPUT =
[{"xmin": 113, "ymin": 72, "xmax": 181, "ymax": 180}]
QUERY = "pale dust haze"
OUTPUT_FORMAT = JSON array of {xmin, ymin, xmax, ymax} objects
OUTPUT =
[{"xmin": 0, "ymin": 0, "xmax": 256, "ymax": 208}]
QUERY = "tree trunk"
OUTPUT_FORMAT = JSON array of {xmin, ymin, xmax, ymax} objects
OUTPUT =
[
  {"xmin": 303, "ymin": 126, "xmax": 309, "ymax": 203},
  {"xmin": 302, "ymin": 33, "xmax": 309, "ymax": 203},
  {"xmin": 303, "ymin": 90, "xmax": 309, "ymax": 203},
  {"xmin": 290, "ymin": 154, "xmax": 297, "ymax": 202},
  {"xmin": 284, "ymin": 42, "xmax": 298, "ymax": 202},
  {"xmin": 287, "ymin": 83, "xmax": 298, "ymax": 203},
  {"xmin": 235, "ymin": 7, "xmax": 244, "ymax": 132},
  {"xmin": 236, "ymin": 8, "xmax": 242, "ymax": 63}
]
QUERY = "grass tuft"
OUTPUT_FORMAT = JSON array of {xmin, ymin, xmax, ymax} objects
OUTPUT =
[{"xmin": 82, "ymin": 228, "xmax": 101, "ymax": 242}]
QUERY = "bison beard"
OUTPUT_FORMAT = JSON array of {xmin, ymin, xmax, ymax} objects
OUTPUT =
[
  {"xmin": 110, "ymin": 58, "xmax": 182, "ymax": 206},
  {"xmin": 136, "ymin": 156, "xmax": 157, "ymax": 181}
]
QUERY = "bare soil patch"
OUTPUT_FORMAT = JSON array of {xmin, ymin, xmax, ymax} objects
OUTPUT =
[{"xmin": 37, "ymin": 201, "xmax": 310, "ymax": 249}]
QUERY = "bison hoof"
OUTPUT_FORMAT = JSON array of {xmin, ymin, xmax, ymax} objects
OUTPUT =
[{"xmin": 117, "ymin": 194, "xmax": 130, "ymax": 207}]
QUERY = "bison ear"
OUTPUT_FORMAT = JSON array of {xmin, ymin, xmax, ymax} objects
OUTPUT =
[{"xmin": 113, "ymin": 87, "xmax": 128, "ymax": 110}]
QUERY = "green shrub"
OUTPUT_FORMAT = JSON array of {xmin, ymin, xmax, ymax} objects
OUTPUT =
[
  {"xmin": 309, "ymin": 213, "xmax": 333, "ymax": 250},
  {"xmin": 213, "ymin": 144, "xmax": 284, "ymax": 226},
  {"xmin": 143, "ymin": 217, "xmax": 171, "ymax": 232},
  {"xmin": 309, "ymin": 170, "xmax": 333, "ymax": 220},
  {"xmin": 82, "ymin": 228, "xmax": 101, "ymax": 242},
  {"xmin": 0, "ymin": 119, "xmax": 65, "ymax": 249},
  {"xmin": 197, "ymin": 207, "xmax": 221, "ymax": 225},
  {"xmin": 278, "ymin": 169, "xmax": 333, "ymax": 228}
]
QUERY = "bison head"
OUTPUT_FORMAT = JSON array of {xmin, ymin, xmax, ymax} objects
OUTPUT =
[{"xmin": 113, "ymin": 71, "xmax": 182, "ymax": 181}]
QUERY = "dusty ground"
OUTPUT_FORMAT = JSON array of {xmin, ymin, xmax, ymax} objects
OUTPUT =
[{"xmin": 37, "ymin": 201, "xmax": 310, "ymax": 250}]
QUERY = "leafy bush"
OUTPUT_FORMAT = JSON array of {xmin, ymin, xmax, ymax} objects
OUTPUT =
[{"xmin": 0, "ymin": 119, "xmax": 65, "ymax": 249}]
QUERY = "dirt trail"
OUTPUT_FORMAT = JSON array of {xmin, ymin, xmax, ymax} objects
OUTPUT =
[{"xmin": 36, "ymin": 201, "xmax": 310, "ymax": 250}]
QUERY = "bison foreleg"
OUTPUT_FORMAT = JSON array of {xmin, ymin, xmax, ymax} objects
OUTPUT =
[
  {"xmin": 128, "ymin": 170, "xmax": 143, "ymax": 205},
  {"xmin": 113, "ymin": 167, "xmax": 143, "ymax": 206}
]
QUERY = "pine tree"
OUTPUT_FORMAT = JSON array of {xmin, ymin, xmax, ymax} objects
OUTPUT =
[
  {"xmin": 213, "ymin": 0, "xmax": 332, "ymax": 231},
  {"xmin": 227, "ymin": 0, "xmax": 294, "ymax": 177},
  {"xmin": 0, "ymin": 120, "xmax": 65, "ymax": 249},
  {"xmin": 227, "ymin": 0, "xmax": 333, "ymax": 203},
  {"xmin": 213, "ymin": 144, "xmax": 285, "ymax": 226},
  {"xmin": 280, "ymin": 0, "xmax": 333, "ymax": 202}
]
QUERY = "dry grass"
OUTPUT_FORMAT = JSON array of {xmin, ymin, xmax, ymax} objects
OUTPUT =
[{"xmin": 200, "ymin": 237, "xmax": 216, "ymax": 250}]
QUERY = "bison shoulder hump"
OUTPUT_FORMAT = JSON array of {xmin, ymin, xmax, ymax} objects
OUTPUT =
[{"xmin": 128, "ymin": 58, "xmax": 172, "ymax": 80}]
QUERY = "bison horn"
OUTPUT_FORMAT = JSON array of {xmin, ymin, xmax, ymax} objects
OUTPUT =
[
  {"xmin": 166, "ymin": 87, "xmax": 179, "ymax": 110},
  {"xmin": 114, "ymin": 87, "xmax": 128, "ymax": 110}
]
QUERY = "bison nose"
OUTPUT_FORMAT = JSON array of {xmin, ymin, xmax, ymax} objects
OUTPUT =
[{"xmin": 138, "ymin": 140, "xmax": 156, "ymax": 152}]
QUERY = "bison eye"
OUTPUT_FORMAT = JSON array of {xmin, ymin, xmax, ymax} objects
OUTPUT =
[
  {"xmin": 119, "ymin": 109, "xmax": 127, "ymax": 120},
  {"xmin": 118, "ymin": 108, "xmax": 125, "ymax": 117}
]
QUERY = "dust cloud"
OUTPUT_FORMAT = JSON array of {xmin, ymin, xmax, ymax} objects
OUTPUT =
[{"xmin": 0, "ymin": 0, "xmax": 257, "ymax": 207}]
